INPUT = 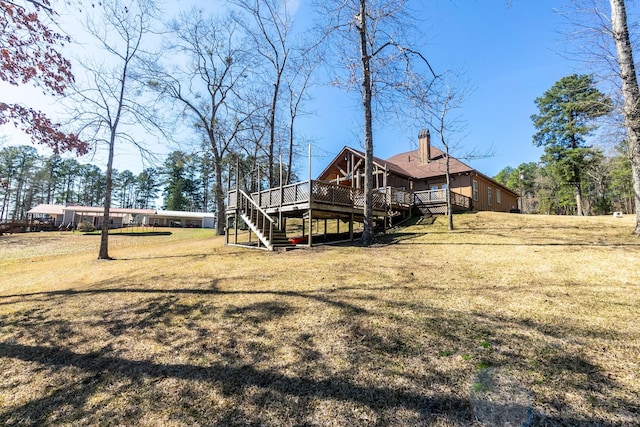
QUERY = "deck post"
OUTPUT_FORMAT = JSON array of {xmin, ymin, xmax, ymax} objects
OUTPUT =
[
  {"xmin": 308, "ymin": 144, "xmax": 312, "ymax": 247},
  {"xmin": 234, "ymin": 160, "xmax": 240, "ymax": 246},
  {"xmin": 279, "ymin": 155, "xmax": 283, "ymax": 228},
  {"xmin": 234, "ymin": 211, "xmax": 238, "ymax": 245},
  {"xmin": 324, "ymin": 219, "xmax": 327, "ymax": 241},
  {"xmin": 227, "ymin": 162, "xmax": 232, "ymax": 238},
  {"xmin": 308, "ymin": 209, "xmax": 313, "ymax": 247},
  {"xmin": 258, "ymin": 165, "xmax": 262, "ymax": 208},
  {"xmin": 349, "ymin": 212, "xmax": 354, "ymax": 241}
]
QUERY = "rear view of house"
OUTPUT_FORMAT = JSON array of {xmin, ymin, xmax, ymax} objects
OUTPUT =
[
  {"xmin": 318, "ymin": 129, "xmax": 519, "ymax": 214},
  {"xmin": 226, "ymin": 130, "xmax": 520, "ymax": 250}
]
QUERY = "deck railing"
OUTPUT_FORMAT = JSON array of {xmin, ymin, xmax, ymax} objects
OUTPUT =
[
  {"xmin": 387, "ymin": 187, "xmax": 413, "ymax": 207},
  {"xmin": 228, "ymin": 183, "xmax": 472, "ymax": 213},
  {"xmin": 414, "ymin": 189, "xmax": 472, "ymax": 210},
  {"xmin": 414, "ymin": 189, "xmax": 448, "ymax": 204},
  {"xmin": 451, "ymin": 191, "xmax": 472, "ymax": 209},
  {"xmin": 247, "ymin": 181, "xmax": 311, "ymax": 209},
  {"xmin": 237, "ymin": 189, "xmax": 275, "ymax": 248},
  {"xmin": 231, "ymin": 180, "xmax": 387, "ymax": 211}
]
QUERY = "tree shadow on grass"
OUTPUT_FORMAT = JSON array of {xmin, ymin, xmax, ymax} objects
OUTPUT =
[
  {"xmin": 0, "ymin": 284, "xmax": 369, "ymax": 316},
  {"xmin": 1, "ymin": 280, "xmax": 637, "ymax": 425},
  {"xmin": 82, "ymin": 231, "xmax": 173, "ymax": 237},
  {"xmin": 376, "ymin": 231, "xmax": 640, "ymax": 247},
  {"xmin": 0, "ymin": 342, "xmax": 473, "ymax": 426}
]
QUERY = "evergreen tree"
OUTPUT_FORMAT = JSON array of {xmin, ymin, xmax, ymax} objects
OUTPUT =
[
  {"xmin": 609, "ymin": 144, "xmax": 635, "ymax": 213},
  {"xmin": 531, "ymin": 74, "xmax": 612, "ymax": 215},
  {"xmin": 136, "ymin": 168, "xmax": 160, "ymax": 209},
  {"xmin": 162, "ymin": 151, "xmax": 193, "ymax": 211}
]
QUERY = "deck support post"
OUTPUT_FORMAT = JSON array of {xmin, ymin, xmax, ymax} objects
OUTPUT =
[
  {"xmin": 308, "ymin": 144, "xmax": 313, "ymax": 248},
  {"xmin": 324, "ymin": 219, "xmax": 327, "ymax": 241},
  {"xmin": 308, "ymin": 209, "xmax": 313, "ymax": 247},
  {"xmin": 349, "ymin": 212, "xmax": 354, "ymax": 241},
  {"xmin": 234, "ymin": 211, "xmax": 238, "ymax": 246},
  {"xmin": 279, "ymin": 155, "xmax": 283, "ymax": 229}
]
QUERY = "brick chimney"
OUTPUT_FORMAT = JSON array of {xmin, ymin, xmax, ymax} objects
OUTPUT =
[{"xmin": 418, "ymin": 129, "xmax": 431, "ymax": 164}]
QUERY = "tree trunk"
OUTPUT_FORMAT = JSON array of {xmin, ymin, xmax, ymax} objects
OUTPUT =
[
  {"xmin": 609, "ymin": 0, "xmax": 640, "ymax": 234},
  {"xmin": 359, "ymin": 0, "xmax": 374, "ymax": 246},
  {"xmin": 286, "ymin": 124, "xmax": 294, "ymax": 185},
  {"xmin": 575, "ymin": 182, "xmax": 584, "ymax": 216},
  {"xmin": 99, "ymin": 60, "xmax": 129, "ymax": 260},
  {"xmin": 98, "ymin": 131, "xmax": 115, "ymax": 260},
  {"xmin": 1, "ymin": 179, "xmax": 10, "ymax": 222},
  {"xmin": 633, "ymin": 162, "xmax": 640, "ymax": 225},
  {"xmin": 268, "ymin": 71, "xmax": 283, "ymax": 188},
  {"xmin": 214, "ymin": 161, "xmax": 225, "ymax": 236},
  {"xmin": 446, "ymin": 151, "xmax": 453, "ymax": 231}
]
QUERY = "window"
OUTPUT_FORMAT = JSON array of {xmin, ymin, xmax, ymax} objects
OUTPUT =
[
  {"xmin": 472, "ymin": 180, "xmax": 478, "ymax": 201},
  {"xmin": 488, "ymin": 187, "xmax": 492, "ymax": 207},
  {"xmin": 497, "ymin": 189, "xmax": 502, "ymax": 204}
]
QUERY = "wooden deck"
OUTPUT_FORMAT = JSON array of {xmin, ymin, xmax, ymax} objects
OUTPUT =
[
  {"xmin": 228, "ymin": 181, "xmax": 389, "ymax": 217},
  {"xmin": 225, "ymin": 180, "xmax": 471, "ymax": 250}
]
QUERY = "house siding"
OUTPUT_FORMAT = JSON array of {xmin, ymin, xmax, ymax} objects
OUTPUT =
[
  {"xmin": 470, "ymin": 175, "xmax": 518, "ymax": 212},
  {"xmin": 316, "ymin": 147, "xmax": 519, "ymax": 214}
]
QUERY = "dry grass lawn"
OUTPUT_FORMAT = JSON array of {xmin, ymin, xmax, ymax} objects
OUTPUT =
[{"xmin": 0, "ymin": 212, "xmax": 638, "ymax": 426}]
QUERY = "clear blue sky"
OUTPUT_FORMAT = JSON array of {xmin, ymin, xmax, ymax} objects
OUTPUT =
[
  {"xmin": 298, "ymin": 0, "xmax": 576, "ymax": 178},
  {"xmin": 0, "ymin": 1, "xmax": 597, "ymax": 180}
]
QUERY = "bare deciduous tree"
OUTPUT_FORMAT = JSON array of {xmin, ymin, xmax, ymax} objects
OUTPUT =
[
  {"xmin": 408, "ymin": 72, "xmax": 477, "ymax": 231},
  {"xmin": 563, "ymin": 0, "xmax": 640, "ymax": 232},
  {"xmin": 233, "ymin": 0, "xmax": 291, "ymax": 187},
  {"xmin": 149, "ymin": 9, "xmax": 255, "ymax": 235},
  {"xmin": 69, "ymin": 0, "xmax": 161, "ymax": 259},
  {"xmin": 284, "ymin": 53, "xmax": 315, "ymax": 185},
  {"xmin": 608, "ymin": 0, "xmax": 640, "ymax": 233},
  {"xmin": 318, "ymin": 0, "xmax": 437, "ymax": 245}
]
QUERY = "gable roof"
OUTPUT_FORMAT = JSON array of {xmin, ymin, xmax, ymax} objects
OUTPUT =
[
  {"xmin": 385, "ymin": 146, "xmax": 474, "ymax": 178},
  {"xmin": 316, "ymin": 146, "xmax": 412, "ymax": 181},
  {"xmin": 317, "ymin": 145, "xmax": 519, "ymax": 198},
  {"xmin": 27, "ymin": 204, "xmax": 65, "ymax": 215},
  {"xmin": 153, "ymin": 210, "xmax": 215, "ymax": 219},
  {"xmin": 26, "ymin": 204, "xmax": 213, "ymax": 218}
]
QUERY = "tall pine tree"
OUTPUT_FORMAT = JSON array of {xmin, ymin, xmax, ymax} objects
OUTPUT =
[{"xmin": 531, "ymin": 74, "xmax": 612, "ymax": 215}]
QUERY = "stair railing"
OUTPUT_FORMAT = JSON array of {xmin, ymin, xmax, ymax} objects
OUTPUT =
[{"xmin": 238, "ymin": 189, "xmax": 275, "ymax": 245}]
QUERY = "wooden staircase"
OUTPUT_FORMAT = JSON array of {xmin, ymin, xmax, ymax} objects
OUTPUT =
[{"xmin": 237, "ymin": 190, "xmax": 294, "ymax": 251}]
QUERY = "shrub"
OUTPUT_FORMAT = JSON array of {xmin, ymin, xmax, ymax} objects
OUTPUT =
[{"xmin": 77, "ymin": 221, "xmax": 95, "ymax": 232}]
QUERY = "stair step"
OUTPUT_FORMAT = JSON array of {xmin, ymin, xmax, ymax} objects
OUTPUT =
[{"xmin": 239, "ymin": 209, "xmax": 296, "ymax": 250}]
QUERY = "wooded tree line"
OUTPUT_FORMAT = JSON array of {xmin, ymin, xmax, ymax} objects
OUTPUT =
[
  {"xmin": 495, "ymin": 72, "xmax": 635, "ymax": 216},
  {"xmin": 0, "ymin": 146, "xmax": 246, "ymax": 221},
  {"xmin": 494, "ymin": 146, "xmax": 634, "ymax": 215}
]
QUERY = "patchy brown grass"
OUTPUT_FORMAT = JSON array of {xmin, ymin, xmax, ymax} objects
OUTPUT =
[{"xmin": 0, "ymin": 213, "xmax": 638, "ymax": 426}]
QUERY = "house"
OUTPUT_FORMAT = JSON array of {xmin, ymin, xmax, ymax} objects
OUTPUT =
[
  {"xmin": 225, "ymin": 129, "xmax": 520, "ymax": 250},
  {"xmin": 151, "ymin": 210, "xmax": 216, "ymax": 228},
  {"xmin": 26, "ymin": 204, "xmax": 216, "ymax": 229},
  {"xmin": 317, "ymin": 129, "xmax": 519, "ymax": 213}
]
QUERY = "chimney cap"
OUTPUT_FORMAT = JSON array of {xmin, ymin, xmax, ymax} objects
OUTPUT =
[{"xmin": 418, "ymin": 129, "xmax": 430, "ymax": 139}]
